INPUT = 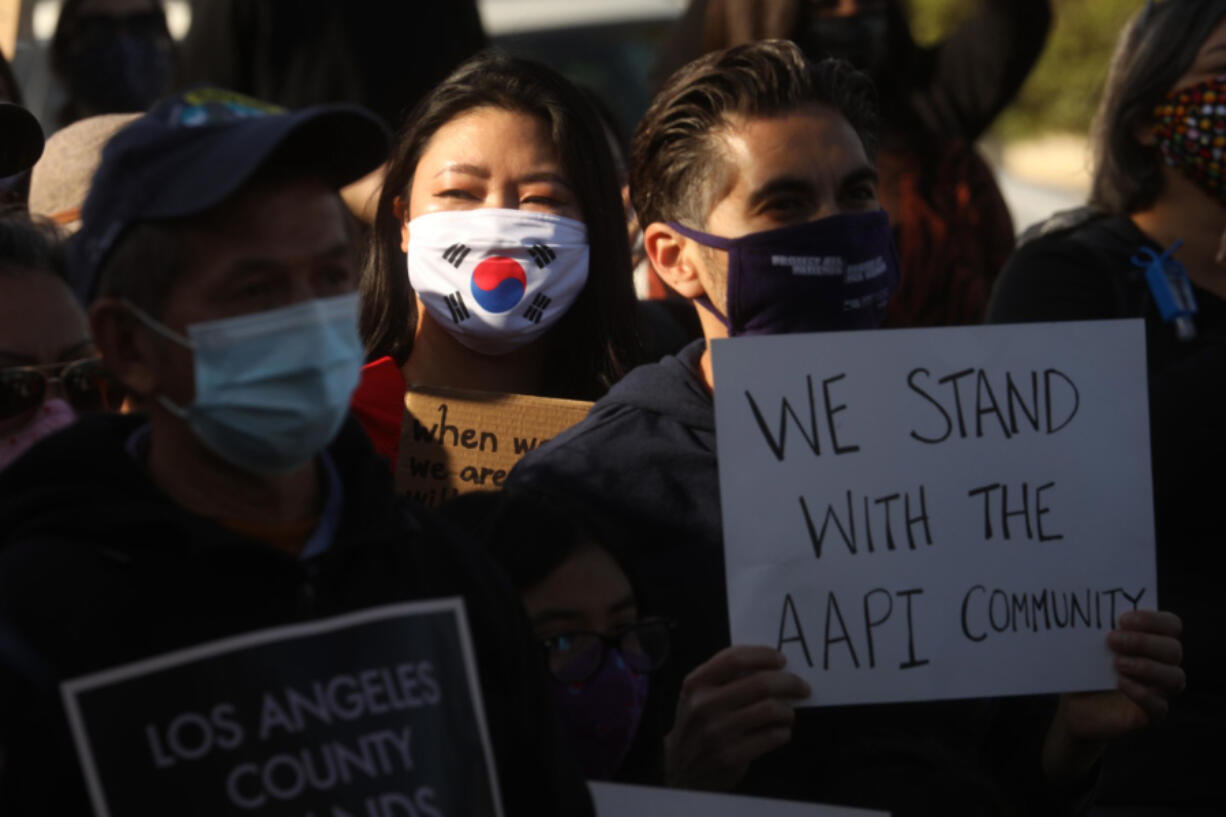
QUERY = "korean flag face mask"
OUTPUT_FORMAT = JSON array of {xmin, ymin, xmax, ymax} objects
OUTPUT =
[{"xmin": 407, "ymin": 208, "xmax": 590, "ymax": 356}]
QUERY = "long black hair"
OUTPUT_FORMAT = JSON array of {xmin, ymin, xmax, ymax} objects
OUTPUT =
[
  {"xmin": 360, "ymin": 52, "xmax": 643, "ymax": 401},
  {"xmin": 1091, "ymin": 0, "xmax": 1226, "ymax": 214}
]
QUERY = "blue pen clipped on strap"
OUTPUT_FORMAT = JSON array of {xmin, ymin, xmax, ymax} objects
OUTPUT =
[{"xmin": 1132, "ymin": 240, "xmax": 1198, "ymax": 341}]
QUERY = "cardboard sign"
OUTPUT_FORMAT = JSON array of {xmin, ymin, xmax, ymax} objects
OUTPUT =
[
  {"xmin": 62, "ymin": 600, "xmax": 503, "ymax": 817},
  {"xmin": 713, "ymin": 320, "xmax": 1156, "ymax": 707},
  {"xmin": 589, "ymin": 783, "xmax": 888, "ymax": 816},
  {"xmin": 396, "ymin": 386, "xmax": 592, "ymax": 506}
]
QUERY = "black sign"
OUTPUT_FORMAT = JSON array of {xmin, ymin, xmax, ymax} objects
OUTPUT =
[{"xmin": 61, "ymin": 599, "xmax": 502, "ymax": 817}]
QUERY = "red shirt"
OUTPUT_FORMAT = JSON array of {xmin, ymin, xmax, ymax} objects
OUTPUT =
[{"xmin": 350, "ymin": 356, "xmax": 405, "ymax": 466}]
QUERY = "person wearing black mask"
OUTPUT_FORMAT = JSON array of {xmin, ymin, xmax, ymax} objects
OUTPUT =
[
  {"xmin": 510, "ymin": 40, "xmax": 1186, "ymax": 814},
  {"xmin": 653, "ymin": 0, "xmax": 1052, "ymax": 329},
  {"xmin": 50, "ymin": 0, "xmax": 174, "ymax": 128}
]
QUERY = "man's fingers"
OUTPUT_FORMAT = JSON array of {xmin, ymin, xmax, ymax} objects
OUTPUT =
[
  {"xmin": 712, "ymin": 725, "xmax": 793, "ymax": 772},
  {"xmin": 683, "ymin": 646, "xmax": 786, "ymax": 692},
  {"xmin": 1107, "ymin": 630, "xmax": 1183, "ymax": 666},
  {"xmin": 1117, "ymin": 675, "xmax": 1170, "ymax": 724},
  {"xmin": 1116, "ymin": 655, "xmax": 1187, "ymax": 694},
  {"xmin": 698, "ymin": 669, "xmax": 810, "ymax": 713},
  {"xmin": 708, "ymin": 695, "xmax": 796, "ymax": 739},
  {"xmin": 1117, "ymin": 610, "xmax": 1182, "ymax": 638}
]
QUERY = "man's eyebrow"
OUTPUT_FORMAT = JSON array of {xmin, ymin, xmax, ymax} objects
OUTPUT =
[
  {"xmin": 839, "ymin": 166, "xmax": 880, "ymax": 191},
  {"xmin": 434, "ymin": 162, "xmax": 490, "ymax": 180},
  {"xmin": 746, "ymin": 176, "xmax": 820, "ymax": 210}
]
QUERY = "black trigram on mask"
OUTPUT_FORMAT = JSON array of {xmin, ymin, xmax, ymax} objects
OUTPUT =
[
  {"xmin": 523, "ymin": 293, "xmax": 552, "ymax": 325},
  {"xmin": 527, "ymin": 244, "xmax": 557, "ymax": 269},
  {"xmin": 442, "ymin": 243, "xmax": 472, "ymax": 268},
  {"xmin": 444, "ymin": 291, "xmax": 471, "ymax": 323}
]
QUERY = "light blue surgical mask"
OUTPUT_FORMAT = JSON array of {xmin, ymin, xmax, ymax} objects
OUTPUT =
[{"xmin": 125, "ymin": 293, "xmax": 364, "ymax": 475}]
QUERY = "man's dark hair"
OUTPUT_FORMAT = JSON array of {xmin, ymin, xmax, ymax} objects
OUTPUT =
[
  {"xmin": 630, "ymin": 39, "xmax": 878, "ymax": 230},
  {"xmin": 361, "ymin": 51, "xmax": 643, "ymax": 401},
  {"xmin": 1091, "ymin": 0, "xmax": 1226, "ymax": 214}
]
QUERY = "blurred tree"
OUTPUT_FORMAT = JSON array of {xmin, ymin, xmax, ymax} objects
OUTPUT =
[{"xmin": 907, "ymin": 0, "xmax": 1142, "ymax": 139}]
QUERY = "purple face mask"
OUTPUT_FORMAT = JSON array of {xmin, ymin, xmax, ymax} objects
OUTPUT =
[
  {"xmin": 552, "ymin": 648, "xmax": 649, "ymax": 780},
  {"xmin": 669, "ymin": 210, "xmax": 899, "ymax": 336}
]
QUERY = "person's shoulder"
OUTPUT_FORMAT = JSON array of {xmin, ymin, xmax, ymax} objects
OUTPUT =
[
  {"xmin": 988, "ymin": 209, "xmax": 1141, "ymax": 323},
  {"xmin": 515, "ymin": 354, "xmax": 710, "ymax": 479}
]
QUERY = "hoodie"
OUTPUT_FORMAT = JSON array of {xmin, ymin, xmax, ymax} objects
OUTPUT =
[
  {"xmin": 511, "ymin": 341, "xmax": 1073, "ymax": 815},
  {"xmin": 0, "ymin": 413, "xmax": 592, "ymax": 816}
]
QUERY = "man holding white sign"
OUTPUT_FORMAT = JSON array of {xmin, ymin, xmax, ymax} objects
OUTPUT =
[{"xmin": 512, "ymin": 40, "xmax": 1185, "ymax": 813}]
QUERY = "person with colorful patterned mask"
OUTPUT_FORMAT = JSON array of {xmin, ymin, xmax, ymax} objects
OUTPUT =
[{"xmin": 989, "ymin": 1, "xmax": 1225, "ymax": 810}]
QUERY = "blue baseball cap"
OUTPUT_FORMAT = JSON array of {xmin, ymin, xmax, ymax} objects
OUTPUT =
[{"xmin": 73, "ymin": 87, "xmax": 390, "ymax": 301}]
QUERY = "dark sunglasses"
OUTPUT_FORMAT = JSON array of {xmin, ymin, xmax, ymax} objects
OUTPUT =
[
  {"xmin": 541, "ymin": 617, "xmax": 674, "ymax": 685},
  {"xmin": 0, "ymin": 358, "xmax": 125, "ymax": 423}
]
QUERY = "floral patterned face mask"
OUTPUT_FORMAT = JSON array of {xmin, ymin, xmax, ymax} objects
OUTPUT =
[{"xmin": 1154, "ymin": 75, "xmax": 1226, "ymax": 207}]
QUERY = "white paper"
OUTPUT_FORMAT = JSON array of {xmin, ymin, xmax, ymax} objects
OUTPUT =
[
  {"xmin": 713, "ymin": 320, "xmax": 1156, "ymax": 707},
  {"xmin": 589, "ymin": 782, "xmax": 888, "ymax": 816}
]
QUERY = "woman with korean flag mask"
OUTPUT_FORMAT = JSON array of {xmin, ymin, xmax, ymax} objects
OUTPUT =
[{"xmin": 354, "ymin": 54, "xmax": 643, "ymax": 463}]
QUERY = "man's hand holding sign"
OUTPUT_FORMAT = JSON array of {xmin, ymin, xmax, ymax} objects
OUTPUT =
[
  {"xmin": 712, "ymin": 320, "xmax": 1185, "ymax": 786},
  {"xmin": 1043, "ymin": 609, "xmax": 1185, "ymax": 784}
]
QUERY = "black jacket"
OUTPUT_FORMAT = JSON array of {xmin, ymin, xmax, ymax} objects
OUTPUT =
[
  {"xmin": 510, "ymin": 341, "xmax": 1068, "ymax": 815},
  {"xmin": 989, "ymin": 212, "xmax": 1226, "ymax": 810},
  {"xmin": 0, "ymin": 414, "xmax": 592, "ymax": 816}
]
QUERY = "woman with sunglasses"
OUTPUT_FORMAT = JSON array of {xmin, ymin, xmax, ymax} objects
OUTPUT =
[
  {"xmin": 988, "ymin": 2, "xmax": 1222, "ymax": 811},
  {"xmin": 0, "ymin": 215, "xmax": 120, "ymax": 471},
  {"xmin": 448, "ymin": 487, "xmax": 807, "ymax": 789}
]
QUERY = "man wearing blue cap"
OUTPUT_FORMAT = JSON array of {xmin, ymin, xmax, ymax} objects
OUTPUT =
[{"xmin": 0, "ymin": 88, "xmax": 592, "ymax": 816}]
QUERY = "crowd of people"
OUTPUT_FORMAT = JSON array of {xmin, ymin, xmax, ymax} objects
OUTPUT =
[{"xmin": 0, "ymin": 0, "xmax": 1219, "ymax": 814}]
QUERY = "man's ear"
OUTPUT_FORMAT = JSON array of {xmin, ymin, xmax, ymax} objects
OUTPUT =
[
  {"xmin": 89, "ymin": 298, "xmax": 158, "ymax": 397},
  {"xmin": 644, "ymin": 222, "xmax": 707, "ymax": 299},
  {"xmin": 395, "ymin": 197, "xmax": 410, "ymax": 253}
]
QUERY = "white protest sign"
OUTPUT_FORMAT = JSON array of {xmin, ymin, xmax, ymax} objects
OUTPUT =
[
  {"xmin": 713, "ymin": 320, "xmax": 1156, "ymax": 707},
  {"xmin": 589, "ymin": 782, "xmax": 888, "ymax": 816},
  {"xmin": 61, "ymin": 599, "xmax": 503, "ymax": 817}
]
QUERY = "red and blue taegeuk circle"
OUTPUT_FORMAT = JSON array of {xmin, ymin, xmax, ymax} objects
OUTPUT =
[{"xmin": 470, "ymin": 256, "xmax": 527, "ymax": 314}]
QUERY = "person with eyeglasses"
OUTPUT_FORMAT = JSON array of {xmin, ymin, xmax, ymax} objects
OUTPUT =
[
  {"xmin": 447, "ymin": 487, "xmax": 810, "ymax": 790},
  {"xmin": 0, "ymin": 215, "xmax": 123, "ymax": 472}
]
